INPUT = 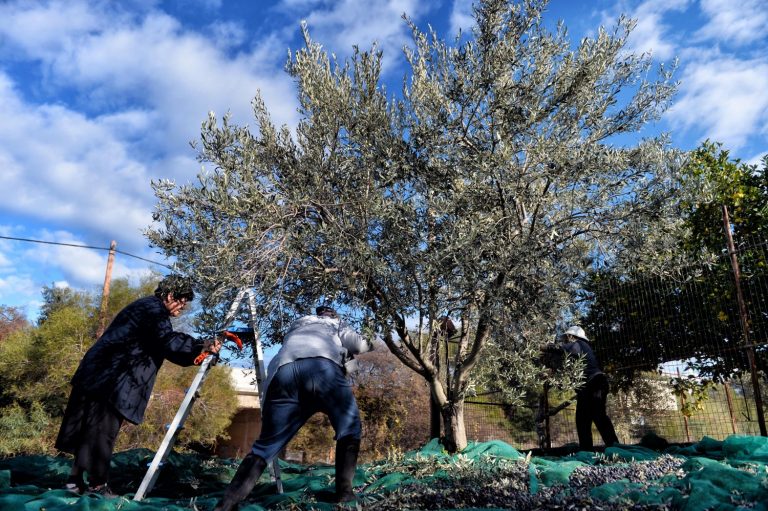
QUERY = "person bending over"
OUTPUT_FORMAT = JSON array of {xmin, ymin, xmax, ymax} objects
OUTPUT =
[
  {"xmin": 215, "ymin": 305, "xmax": 373, "ymax": 511},
  {"xmin": 544, "ymin": 325, "xmax": 619, "ymax": 451},
  {"xmin": 55, "ymin": 275, "xmax": 221, "ymax": 496}
]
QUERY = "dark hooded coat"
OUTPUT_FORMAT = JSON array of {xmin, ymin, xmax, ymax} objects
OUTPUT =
[{"xmin": 70, "ymin": 296, "xmax": 204, "ymax": 424}]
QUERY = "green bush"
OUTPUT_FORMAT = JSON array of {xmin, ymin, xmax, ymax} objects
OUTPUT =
[{"xmin": 0, "ymin": 402, "xmax": 54, "ymax": 456}]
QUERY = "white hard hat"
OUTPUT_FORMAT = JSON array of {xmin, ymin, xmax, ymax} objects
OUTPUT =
[{"xmin": 564, "ymin": 325, "xmax": 589, "ymax": 341}]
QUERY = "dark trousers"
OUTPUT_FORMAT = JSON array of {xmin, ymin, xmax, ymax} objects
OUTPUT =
[
  {"xmin": 251, "ymin": 357, "xmax": 361, "ymax": 462},
  {"xmin": 575, "ymin": 373, "xmax": 619, "ymax": 450},
  {"xmin": 55, "ymin": 386, "xmax": 123, "ymax": 486}
]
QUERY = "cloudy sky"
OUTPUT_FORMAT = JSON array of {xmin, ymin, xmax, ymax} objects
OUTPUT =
[{"xmin": 1, "ymin": 0, "xmax": 767, "ymax": 320}]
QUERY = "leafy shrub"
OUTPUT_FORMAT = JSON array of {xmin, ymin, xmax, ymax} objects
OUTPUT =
[{"xmin": 0, "ymin": 402, "xmax": 54, "ymax": 456}]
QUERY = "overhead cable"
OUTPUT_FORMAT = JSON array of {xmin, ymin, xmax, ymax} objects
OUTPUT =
[{"xmin": 0, "ymin": 235, "xmax": 174, "ymax": 269}]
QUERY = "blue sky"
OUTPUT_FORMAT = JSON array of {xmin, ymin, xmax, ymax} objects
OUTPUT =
[{"xmin": 1, "ymin": 0, "xmax": 767, "ymax": 321}]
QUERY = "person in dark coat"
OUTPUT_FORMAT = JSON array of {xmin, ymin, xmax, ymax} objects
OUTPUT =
[
  {"xmin": 55, "ymin": 275, "xmax": 221, "ymax": 496},
  {"xmin": 545, "ymin": 325, "xmax": 619, "ymax": 451}
]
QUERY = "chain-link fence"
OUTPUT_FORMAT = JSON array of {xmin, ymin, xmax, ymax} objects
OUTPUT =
[{"xmin": 465, "ymin": 233, "xmax": 768, "ymax": 449}]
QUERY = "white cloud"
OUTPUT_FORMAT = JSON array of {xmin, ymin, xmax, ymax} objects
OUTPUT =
[
  {"xmin": 26, "ymin": 237, "xmax": 115, "ymax": 285},
  {"xmin": 695, "ymin": 0, "xmax": 768, "ymax": 46},
  {"xmin": 0, "ymin": 274, "xmax": 39, "ymax": 303},
  {"xmin": 0, "ymin": 0, "xmax": 312, "ymax": 316},
  {"xmin": 449, "ymin": 0, "xmax": 475, "ymax": 37},
  {"xmin": 207, "ymin": 20, "xmax": 249, "ymax": 50},
  {"xmin": 666, "ymin": 56, "xmax": 768, "ymax": 151},
  {"xmin": 0, "ymin": 0, "xmax": 302, "ymax": 258},
  {"xmin": 285, "ymin": 0, "xmax": 428, "ymax": 73},
  {"xmin": 0, "ymin": 1, "xmax": 109, "ymax": 62},
  {"xmin": 46, "ymin": 11, "xmax": 296, "ymax": 136},
  {"xmin": 620, "ymin": 0, "xmax": 691, "ymax": 60},
  {"xmin": 0, "ymin": 1, "xmax": 299, "ymax": 148},
  {"xmin": 0, "ymin": 74, "xmax": 155, "ymax": 247},
  {"xmin": 10, "ymin": 229, "xmax": 160, "ymax": 289},
  {"xmin": 625, "ymin": 12, "xmax": 676, "ymax": 59},
  {"xmin": 593, "ymin": 1, "xmax": 768, "ymax": 158}
]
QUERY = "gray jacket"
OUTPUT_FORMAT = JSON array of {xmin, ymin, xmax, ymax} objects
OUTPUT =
[{"xmin": 262, "ymin": 314, "xmax": 372, "ymax": 397}]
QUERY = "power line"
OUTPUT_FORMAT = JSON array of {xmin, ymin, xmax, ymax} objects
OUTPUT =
[{"xmin": 0, "ymin": 235, "xmax": 174, "ymax": 269}]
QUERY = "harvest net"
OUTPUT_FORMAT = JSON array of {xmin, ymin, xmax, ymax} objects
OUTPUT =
[{"xmin": 2, "ymin": 435, "xmax": 767, "ymax": 510}]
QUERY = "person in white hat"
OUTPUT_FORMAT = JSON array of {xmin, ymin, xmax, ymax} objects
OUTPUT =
[{"xmin": 555, "ymin": 326, "xmax": 619, "ymax": 450}]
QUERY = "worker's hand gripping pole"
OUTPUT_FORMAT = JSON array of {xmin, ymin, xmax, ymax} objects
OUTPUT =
[{"xmin": 193, "ymin": 330, "xmax": 244, "ymax": 366}]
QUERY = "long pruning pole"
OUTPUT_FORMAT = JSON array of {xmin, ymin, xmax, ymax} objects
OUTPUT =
[{"xmin": 246, "ymin": 291, "xmax": 283, "ymax": 492}]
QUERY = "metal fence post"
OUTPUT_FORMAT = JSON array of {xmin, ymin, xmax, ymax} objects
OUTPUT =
[
  {"xmin": 724, "ymin": 382, "xmax": 738, "ymax": 434},
  {"xmin": 543, "ymin": 384, "xmax": 551, "ymax": 449},
  {"xmin": 722, "ymin": 205, "xmax": 767, "ymax": 436}
]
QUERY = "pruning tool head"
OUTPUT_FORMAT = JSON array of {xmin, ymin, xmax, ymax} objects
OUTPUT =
[
  {"xmin": 193, "ymin": 329, "xmax": 245, "ymax": 365},
  {"xmin": 221, "ymin": 330, "xmax": 244, "ymax": 350}
]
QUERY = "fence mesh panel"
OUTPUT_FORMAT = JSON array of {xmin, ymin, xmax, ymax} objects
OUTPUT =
[{"xmin": 465, "ymin": 236, "xmax": 768, "ymax": 449}]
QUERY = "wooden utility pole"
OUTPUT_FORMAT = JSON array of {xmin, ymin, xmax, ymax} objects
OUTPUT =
[
  {"xmin": 724, "ymin": 382, "xmax": 738, "ymax": 434},
  {"xmin": 677, "ymin": 368, "xmax": 691, "ymax": 443},
  {"xmin": 722, "ymin": 205, "xmax": 767, "ymax": 436},
  {"xmin": 97, "ymin": 240, "xmax": 117, "ymax": 338}
]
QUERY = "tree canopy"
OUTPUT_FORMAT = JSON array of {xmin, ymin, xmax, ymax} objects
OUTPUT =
[
  {"xmin": 681, "ymin": 141, "xmax": 768, "ymax": 252},
  {"xmin": 582, "ymin": 142, "xmax": 768, "ymax": 385},
  {"xmin": 147, "ymin": 0, "xmax": 680, "ymax": 451}
]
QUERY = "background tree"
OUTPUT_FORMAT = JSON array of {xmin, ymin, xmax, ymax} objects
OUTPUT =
[
  {"xmin": 682, "ymin": 141, "xmax": 768, "ymax": 252},
  {"xmin": 0, "ymin": 305, "xmax": 28, "ymax": 342},
  {"xmin": 36, "ymin": 285, "xmax": 93, "ymax": 325},
  {"xmin": 147, "ymin": 0, "xmax": 680, "ymax": 451},
  {"xmin": 0, "ymin": 275, "xmax": 238, "ymax": 455},
  {"xmin": 582, "ymin": 141, "xmax": 768, "ymax": 385},
  {"xmin": 352, "ymin": 347, "xmax": 431, "ymax": 460}
]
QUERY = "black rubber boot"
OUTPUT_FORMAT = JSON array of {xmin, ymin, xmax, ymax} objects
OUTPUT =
[
  {"xmin": 335, "ymin": 436, "xmax": 360, "ymax": 503},
  {"xmin": 214, "ymin": 453, "xmax": 267, "ymax": 511},
  {"xmin": 64, "ymin": 469, "xmax": 87, "ymax": 495}
]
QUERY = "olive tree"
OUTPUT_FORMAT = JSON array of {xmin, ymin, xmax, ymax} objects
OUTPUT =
[{"xmin": 147, "ymin": 0, "xmax": 680, "ymax": 451}]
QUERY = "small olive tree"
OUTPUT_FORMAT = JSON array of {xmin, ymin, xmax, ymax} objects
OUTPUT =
[{"xmin": 147, "ymin": 0, "xmax": 680, "ymax": 451}]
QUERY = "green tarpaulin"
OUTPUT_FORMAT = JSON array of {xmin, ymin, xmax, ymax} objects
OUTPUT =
[{"xmin": 1, "ymin": 435, "xmax": 767, "ymax": 510}]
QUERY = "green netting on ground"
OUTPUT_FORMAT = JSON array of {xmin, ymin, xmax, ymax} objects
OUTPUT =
[{"xmin": 1, "ymin": 435, "xmax": 767, "ymax": 510}]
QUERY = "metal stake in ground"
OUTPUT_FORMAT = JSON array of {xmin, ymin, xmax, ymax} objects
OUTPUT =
[{"xmin": 722, "ymin": 205, "xmax": 767, "ymax": 437}]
